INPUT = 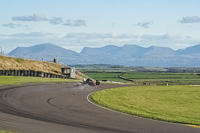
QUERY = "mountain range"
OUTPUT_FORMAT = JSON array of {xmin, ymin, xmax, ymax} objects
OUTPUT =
[{"xmin": 8, "ymin": 43, "xmax": 200, "ymax": 67}]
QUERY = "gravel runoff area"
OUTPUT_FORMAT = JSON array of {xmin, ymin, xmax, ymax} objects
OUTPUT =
[{"xmin": 0, "ymin": 83, "xmax": 199, "ymax": 133}]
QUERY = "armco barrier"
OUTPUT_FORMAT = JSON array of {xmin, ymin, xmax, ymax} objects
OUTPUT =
[{"xmin": 0, "ymin": 70, "xmax": 67, "ymax": 79}]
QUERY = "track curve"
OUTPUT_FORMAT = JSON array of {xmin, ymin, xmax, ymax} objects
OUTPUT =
[{"xmin": 0, "ymin": 83, "xmax": 199, "ymax": 133}]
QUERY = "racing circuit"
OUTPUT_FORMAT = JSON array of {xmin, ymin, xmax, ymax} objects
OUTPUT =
[{"xmin": 0, "ymin": 83, "xmax": 199, "ymax": 133}]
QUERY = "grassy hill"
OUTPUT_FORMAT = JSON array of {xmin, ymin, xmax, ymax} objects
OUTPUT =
[{"xmin": 0, "ymin": 55, "xmax": 64, "ymax": 75}]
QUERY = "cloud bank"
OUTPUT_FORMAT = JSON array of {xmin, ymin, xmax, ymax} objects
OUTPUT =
[
  {"xmin": 178, "ymin": 16, "xmax": 200, "ymax": 23},
  {"xmin": 11, "ymin": 13, "xmax": 87, "ymax": 27},
  {"xmin": 63, "ymin": 19, "xmax": 86, "ymax": 26},
  {"xmin": 10, "ymin": 32, "xmax": 54, "ymax": 38},
  {"xmin": 65, "ymin": 32, "xmax": 138, "ymax": 39},
  {"xmin": 49, "ymin": 17, "xmax": 63, "ymax": 25},
  {"xmin": 2, "ymin": 23, "xmax": 21, "ymax": 28},
  {"xmin": 12, "ymin": 13, "xmax": 48, "ymax": 22},
  {"xmin": 137, "ymin": 22, "xmax": 153, "ymax": 28}
]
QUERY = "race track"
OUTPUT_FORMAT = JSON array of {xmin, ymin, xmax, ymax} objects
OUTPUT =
[{"xmin": 0, "ymin": 83, "xmax": 199, "ymax": 133}]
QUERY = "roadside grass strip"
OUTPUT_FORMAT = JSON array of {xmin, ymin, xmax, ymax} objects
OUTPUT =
[
  {"xmin": 90, "ymin": 85, "xmax": 200, "ymax": 125},
  {"xmin": 0, "ymin": 76, "xmax": 78, "ymax": 86},
  {"xmin": 0, "ymin": 130, "xmax": 13, "ymax": 133}
]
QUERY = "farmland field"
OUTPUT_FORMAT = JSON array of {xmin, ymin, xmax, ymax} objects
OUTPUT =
[
  {"xmin": 83, "ymin": 71, "xmax": 200, "ymax": 85},
  {"xmin": 90, "ymin": 85, "xmax": 200, "ymax": 125},
  {"xmin": 121, "ymin": 72, "xmax": 200, "ymax": 80},
  {"xmin": 83, "ymin": 72, "xmax": 125, "ymax": 82}
]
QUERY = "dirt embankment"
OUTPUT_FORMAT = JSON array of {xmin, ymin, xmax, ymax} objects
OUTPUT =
[{"xmin": 0, "ymin": 56, "xmax": 65, "ymax": 75}]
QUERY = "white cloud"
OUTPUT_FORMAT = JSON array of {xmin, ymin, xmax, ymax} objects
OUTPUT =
[
  {"xmin": 49, "ymin": 17, "xmax": 63, "ymax": 25},
  {"xmin": 141, "ymin": 34, "xmax": 183, "ymax": 40},
  {"xmin": 65, "ymin": 32, "xmax": 138, "ymax": 39},
  {"xmin": 137, "ymin": 22, "xmax": 153, "ymax": 28},
  {"xmin": 2, "ymin": 32, "xmax": 54, "ymax": 38},
  {"xmin": 178, "ymin": 16, "xmax": 200, "ymax": 23},
  {"xmin": 63, "ymin": 19, "xmax": 86, "ymax": 26},
  {"xmin": 63, "ymin": 32, "xmax": 139, "ymax": 49},
  {"xmin": 12, "ymin": 13, "xmax": 48, "ymax": 22},
  {"xmin": 11, "ymin": 14, "xmax": 87, "ymax": 27},
  {"xmin": 139, "ymin": 33, "xmax": 197, "ymax": 49},
  {"xmin": 2, "ymin": 23, "xmax": 21, "ymax": 28}
]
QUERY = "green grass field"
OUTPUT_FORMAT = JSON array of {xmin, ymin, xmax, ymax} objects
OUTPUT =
[
  {"xmin": 83, "ymin": 71, "xmax": 200, "ymax": 85},
  {"xmin": 0, "ymin": 76, "xmax": 78, "ymax": 86},
  {"xmin": 122, "ymin": 72, "xmax": 200, "ymax": 79},
  {"xmin": 90, "ymin": 85, "xmax": 200, "ymax": 125},
  {"xmin": 83, "ymin": 72, "xmax": 125, "ymax": 82}
]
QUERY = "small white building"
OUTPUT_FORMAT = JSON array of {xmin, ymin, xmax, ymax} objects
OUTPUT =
[
  {"xmin": 70, "ymin": 67, "xmax": 76, "ymax": 78},
  {"xmin": 61, "ymin": 67, "xmax": 76, "ymax": 79}
]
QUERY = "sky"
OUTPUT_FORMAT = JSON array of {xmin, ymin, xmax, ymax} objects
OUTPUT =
[{"xmin": 1, "ymin": 0, "xmax": 200, "ymax": 53}]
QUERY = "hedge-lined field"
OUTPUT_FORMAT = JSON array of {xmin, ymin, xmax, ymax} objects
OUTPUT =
[
  {"xmin": 84, "ymin": 71, "xmax": 200, "ymax": 85},
  {"xmin": 122, "ymin": 72, "xmax": 200, "ymax": 80}
]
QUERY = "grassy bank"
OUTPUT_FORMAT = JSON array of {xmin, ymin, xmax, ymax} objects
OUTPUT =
[
  {"xmin": 0, "ymin": 76, "xmax": 78, "ymax": 86},
  {"xmin": 90, "ymin": 85, "xmax": 200, "ymax": 125},
  {"xmin": 0, "ymin": 55, "xmax": 65, "ymax": 75}
]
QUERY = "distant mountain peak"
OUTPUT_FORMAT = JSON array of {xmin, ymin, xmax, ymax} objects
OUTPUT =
[
  {"xmin": 7, "ymin": 43, "xmax": 200, "ymax": 67},
  {"xmin": 8, "ymin": 43, "xmax": 78, "ymax": 58},
  {"xmin": 176, "ymin": 44, "xmax": 200, "ymax": 55}
]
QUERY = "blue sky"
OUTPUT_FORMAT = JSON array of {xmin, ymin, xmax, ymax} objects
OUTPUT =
[{"xmin": 1, "ymin": 0, "xmax": 200, "ymax": 53}]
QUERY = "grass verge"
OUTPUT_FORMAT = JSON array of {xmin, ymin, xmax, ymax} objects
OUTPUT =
[
  {"xmin": 90, "ymin": 85, "xmax": 200, "ymax": 125},
  {"xmin": 0, "ymin": 76, "xmax": 79, "ymax": 86},
  {"xmin": 0, "ymin": 130, "xmax": 13, "ymax": 133}
]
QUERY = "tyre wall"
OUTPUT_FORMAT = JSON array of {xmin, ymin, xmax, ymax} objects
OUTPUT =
[{"xmin": 0, "ymin": 70, "xmax": 66, "ymax": 78}]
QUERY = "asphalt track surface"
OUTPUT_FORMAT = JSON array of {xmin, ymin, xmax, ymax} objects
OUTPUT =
[{"xmin": 0, "ymin": 83, "xmax": 199, "ymax": 133}]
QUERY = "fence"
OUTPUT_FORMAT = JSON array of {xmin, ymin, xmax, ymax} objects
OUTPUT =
[
  {"xmin": 0, "ymin": 70, "xmax": 67, "ymax": 79},
  {"xmin": 118, "ymin": 75, "xmax": 134, "ymax": 82}
]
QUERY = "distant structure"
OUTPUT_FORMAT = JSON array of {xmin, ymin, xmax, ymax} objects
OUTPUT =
[
  {"xmin": 61, "ymin": 67, "xmax": 76, "ymax": 79},
  {"xmin": 53, "ymin": 58, "xmax": 57, "ymax": 63},
  {"xmin": 53, "ymin": 56, "xmax": 59, "ymax": 64},
  {"xmin": 0, "ymin": 46, "xmax": 3, "ymax": 56}
]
